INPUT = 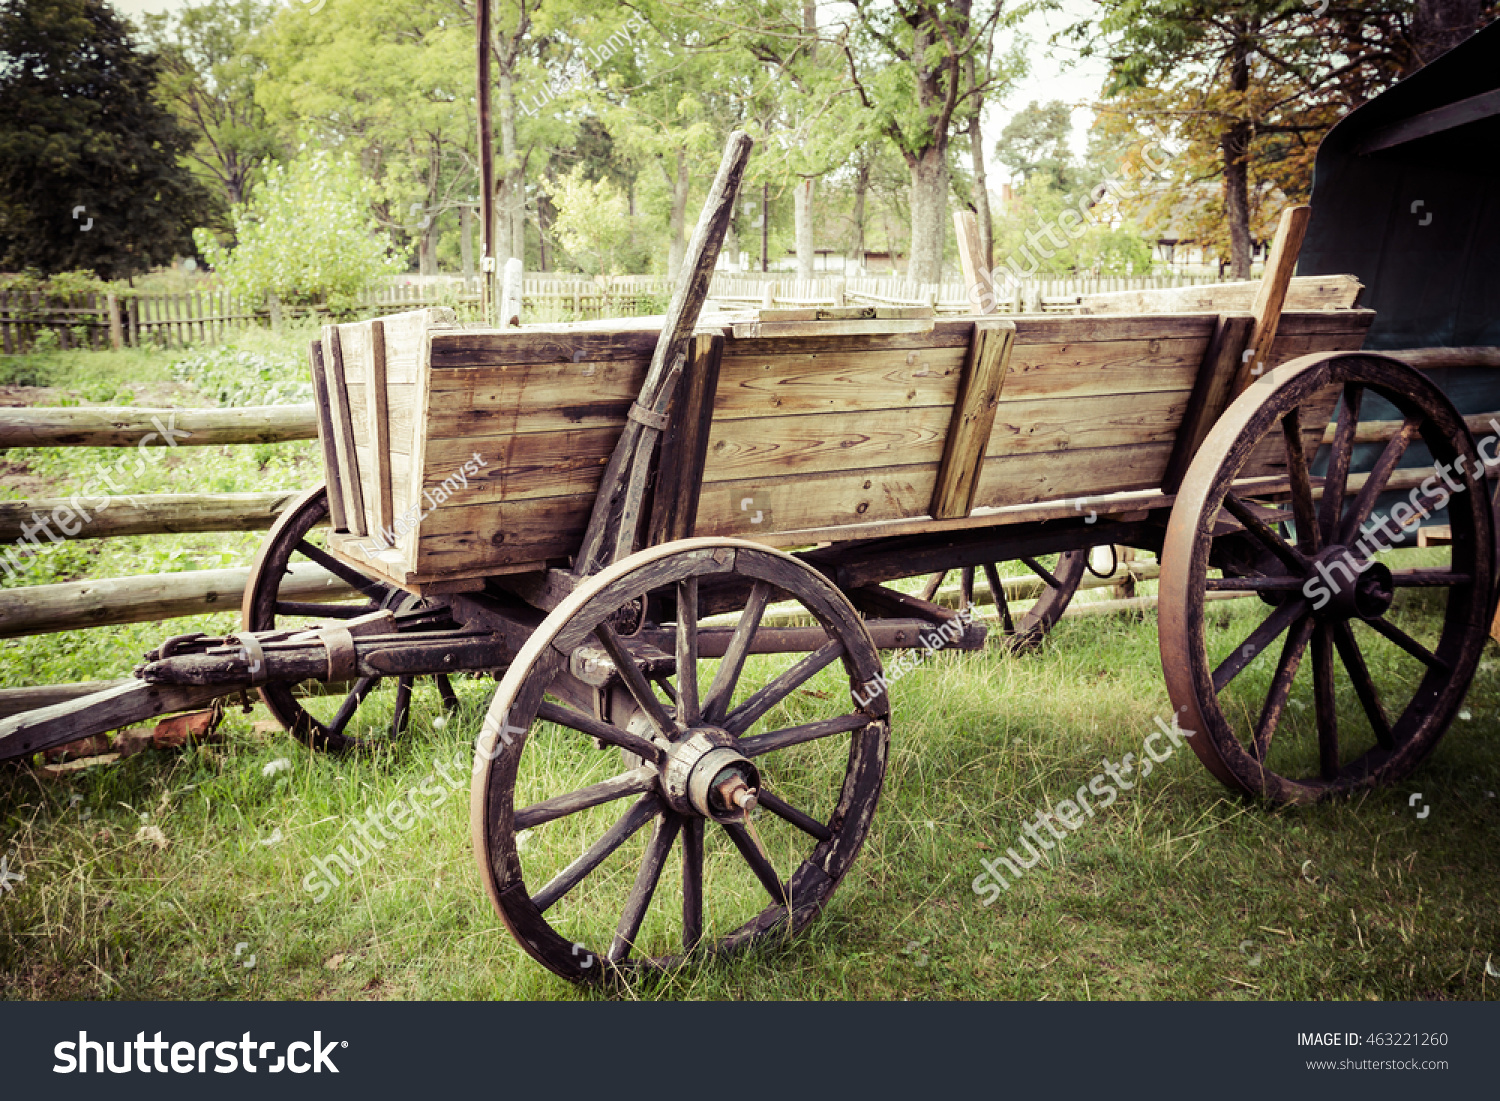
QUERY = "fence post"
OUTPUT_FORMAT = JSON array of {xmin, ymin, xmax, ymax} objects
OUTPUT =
[
  {"xmin": 106, "ymin": 292, "xmax": 123, "ymax": 350},
  {"xmin": 501, "ymin": 257, "xmax": 523, "ymax": 326},
  {"xmin": 267, "ymin": 293, "xmax": 282, "ymax": 331}
]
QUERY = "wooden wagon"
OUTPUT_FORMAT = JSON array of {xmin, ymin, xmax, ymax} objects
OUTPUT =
[{"xmin": 3, "ymin": 134, "xmax": 1493, "ymax": 981}]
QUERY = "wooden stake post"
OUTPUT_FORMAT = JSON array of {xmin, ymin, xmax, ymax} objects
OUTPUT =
[{"xmin": 575, "ymin": 131, "xmax": 755, "ymax": 575}]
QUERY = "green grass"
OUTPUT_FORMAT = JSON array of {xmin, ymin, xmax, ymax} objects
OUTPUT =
[{"xmin": 1, "ymin": 340, "xmax": 1498, "ymax": 1002}]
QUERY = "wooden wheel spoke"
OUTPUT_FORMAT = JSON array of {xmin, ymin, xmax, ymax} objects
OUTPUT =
[
  {"xmin": 1281, "ymin": 407, "xmax": 1322, "ymax": 554},
  {"xmin": 275, "ymin": 600, "xmax": 380, "ymax": 620},
  {"xmin": 531, "ymin": 794, "xmax": 661, "ymax": 914},
  {"xmin": 1021, "ymin": 556, "xmax": 1061, "ymax": 590},
  {"xmin": 536, "ymin": 700, "xmax": 662, "ymax": 763},
  {"xmin": 595, "ymin": 621, "xmax": 679, "ymax": 738},
  {"xmin": 293, "ymin": 539, "xmax": 390, "ymax": 600},
  {"xmin": 1339, "ymin": 420, "xmax": 1418, "ymax": 545},
  {"xmin": 1253, "ymin": 616, "xmax": 1314, "ymax": 761},
  {"xmin": 1312, "ymin": 623, "xmax": 1340, "ymax": 781},
  {"xmin": 1363, "ymin": 615, "xmax": 1449, "ymax": 670},
  {"xmin": 434, "ymin": 674, "xmax": 459, "ymax": 712},
  {"xmin": 983, "ymin": 563, "xmax": 1015, "ymax": 634},
  {"xmin": 757, "ymin": 789, "xmax": 832, "ymax": 841},
  {"xmin": 327, "ymin": 675, "xmax": 380, "ymax": 737},
  {"xmin": 1205, "ymin": 575, "xmax": 1303, "ymax": 592},
  {"xmin": 1317, "ymin": 384, "xmax": 1364, "ymax": 542},
  {"xmin": 1332, "ymin": 620, "xmax": 1393, "ymax": 749},
  {"xmin": 1222, "ymin": 493, "xmax": 1310, "ymax": 573},
  {"xmin": 703, "ymin": 580, "xmax": 772, "ymax": 724},
  {"xmin": 390, "ymin": 675, "xmax": 412, "ymax": 737},
  {"xmin": 723, "ymin": 639, "xmax": 846, "ymax": 736},
  {"xmin": 737, "ymin": 712, "xmax": 871, "ymax": 757},
  {"xmin": 919, "ymin": 570, "xmax": 946, "ymax": 602},
  {"xmin": 607, "ymin": 814, "xmax": 682, "ymax": 965},
  {"xmin": 1390, "ymin": 568, "xmax": 1472, "ymax": 587},
  {"xmin": 515, "ymin": 768, "xmax": 658, "ymax": 831},
  {"xmin": 675, "ymin": 577, "xmax": 700, "ymax": 725},
  {"xmin": 682, "ymin": 817, "xmax": 704, "ymax": 953},
  {"xmin": 1212, "ymin": 598, "xmax": 1309, "ymax": 694},
  {"xmin": 723, "ymin": 822, "xmax": 789, "ymax": 907}
]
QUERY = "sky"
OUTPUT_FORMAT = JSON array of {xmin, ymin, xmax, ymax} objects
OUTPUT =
[{"xmin": 109, "ymin": 0, "xmax": 1111, "ymax": 184}]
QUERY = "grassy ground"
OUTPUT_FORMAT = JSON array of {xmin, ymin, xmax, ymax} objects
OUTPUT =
[{"xmin": 1, "ymin": 335, "xmax": 1497, "ymax": 1002}]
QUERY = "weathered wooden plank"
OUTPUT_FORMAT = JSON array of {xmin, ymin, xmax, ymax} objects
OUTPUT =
[
  {"xmin": 700, "ymin": 405, "xmax": 952, "ymax": 482},
  {"xmin": 985, "ymin": 389, "xmax": 1189, "ymax": 457},
  {"xmin": 307, "ymin": 341, "xmax": 347, "ymax": 532},
  {"xmin": 953, "ymin": 210, "xmax": 991, "ymax": 315},
  {"xmin": 409, "ymin": 357, "xmax": 651, "ymax": 439},
  {"xmin": 1010, "ymin": 313, "xmax": 1219, "ymax": 344},
  {"xmin": 694, "ymin": 464, "xmax": 939, "ymax": 538},
  {"xmin": 1160, "ymin": 313, "xmax": 1256, "ymax": 494},
  {"xmin": 931, "ymin": 320, "xmax": 1013, "ymax": 519},
  {"xmin": 1077, "ymin": 274, "xmax": 1362, "ymax": 315},
  {"xmin": 713, "ymin": 345, "xmax": 965, "ymax": 419},
  {"xmin": 429, "ymin": 325, "xmax": 663, "ymax": 369},
  {"xmin": 1273, "ymin": 309, "xmax": 1377, "ymax": 337},
  {"xmin": 713, "ymin": 320, "xmax": 973, "ymax": 358},
  {"xmin": 0, "ymin": 404, "xmax": 317, "ymax": 448},
  {"xmin": 1000, "ymin": 334, "xmax": 1209, "ymax": 401},
  {"xmin": 366, "ymin": 319, "xmax": 395, "ymax": 537},
  {"xmin": 648, "ymin": 332, "xmax": 724, "ymax": 544},
  {"xmin": 0, "ymin": 561, "xmax": 352, "ymax": 639},
  {"xmin": 0, "ymin": 680, "xmax": 230, "ymax": 760},
  {"xmin": 973, "ymin": 441, "xmax": 1177, "ymax": 510},
  {"xmin": 1393, "ymin": 346, "xmax": 1500, "ymax": 370},
  {"xmin": 0, "ymin": 680, "xmax": 126, "ymax": 719},
  {"xmin": 322, "ymin": 325, "xmax": 367, "ymax": 536},
  {"xmin": 1235, "ymin": 205, "xmax": 1312, "ymax": 394},
  {"xmin": 730, "ymin": 317, "xmax": 936, "ymax": 339},
  {"xmin": 0, "ymin": 491, "xmax": 310, "ymax": 543}
]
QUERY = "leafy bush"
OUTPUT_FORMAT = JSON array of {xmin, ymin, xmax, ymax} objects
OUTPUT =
[
  {"xmin": 169, "ymin": 343, "xmax": 312, "ymax": 407},
  {"xmin": 193, "ymin": 150, "xmax": 403, "ymax": 312}
]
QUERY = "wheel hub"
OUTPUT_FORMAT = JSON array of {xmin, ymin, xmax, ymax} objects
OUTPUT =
[
  {"xmin": 662, "ymin": 728, "xmax": 760, "ymax": 823},
  {"xmin": 1308, "ymin": 547, "xmax": 1394, "ymax": 620}
]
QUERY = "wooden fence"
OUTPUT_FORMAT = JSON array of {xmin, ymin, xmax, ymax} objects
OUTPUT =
[
  {"xmin": 2, "ymin": 272, "xmax": 1233, "ymax": 352},
  {"xmin": 1, "ymin": 341, "xmax": 1496, "ymax": 719}
]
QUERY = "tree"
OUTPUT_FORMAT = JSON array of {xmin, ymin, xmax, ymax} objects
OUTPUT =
[
  {"xmin": 841, "ymin": 1, "xmax": 1016, "ymax": 284},
  {"xmin": 1072, "ymin": 1, "xmax": 1496, "ymax": 277},
  {"xmin": 543, "ymin": 164, "xmax": 634, "ymax": 274},
  {"xmin": 193, "ymin": 150, "xmax": 403, "ymax": 309},
  {"xmin": 994, "ymin": 100, "xmax": 1074, "ymax": 191},
  {"xmin": 140, "ymin": 0, "xmax": 282, "ymax": 217},
  {"xmin": 0, "ymin": 0, "xmax": 213, "ymax": 278}
]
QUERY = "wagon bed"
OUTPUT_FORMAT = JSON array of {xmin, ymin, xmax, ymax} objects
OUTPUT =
[{"xmin": 311, "ymin": 302, "xmax": 1374, "ymax": 592}]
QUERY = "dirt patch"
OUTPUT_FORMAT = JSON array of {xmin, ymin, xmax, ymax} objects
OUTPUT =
[{"xmin": 0, "ymin": 381, "xmax": 209, "ymax": 408}]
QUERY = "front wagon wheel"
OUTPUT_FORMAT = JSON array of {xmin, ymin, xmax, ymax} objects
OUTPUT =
[
  {"xmin": 1159, "ymin": 352, "xmax": 1494, "ymax": 804},
  {"xmin": 469, "ymin": 538, "xmax": 890, "ymax": 982}
]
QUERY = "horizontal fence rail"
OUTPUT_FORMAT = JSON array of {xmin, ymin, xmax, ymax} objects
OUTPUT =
[{"xmin": 0, "ymin": 404, "xmax": 318, "ymax": 448}]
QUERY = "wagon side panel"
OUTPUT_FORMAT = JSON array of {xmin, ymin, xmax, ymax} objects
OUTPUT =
[{"xmin": 691, "ymin": 323, "xmax": 970, "ymax": 536}]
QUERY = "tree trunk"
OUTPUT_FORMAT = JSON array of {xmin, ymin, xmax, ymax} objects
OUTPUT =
[
  {"xmin": 497, "ymin": 69, "xmax": 524, "ymax": 262},
  {"xmin": 850, "ymin": 158, "xmax": 869, "ymax": 271},
  {"xmin": 1221, "ymin": 29, "xmax": 1253, "ymax": 279},
  {"xmin": 1406, "ymin": 0, "xmax": 1482, "ymax": 73},
  {"xmin": 908, "ymin": 144, "xmax": 950, "ymax": 284},
  {"xmin": 460, "ymin": 206, "xmax": 474, "ymax": 278},
  {"xmin": 965, "ymin": 56, "xmax": 993, "ymax": 273},
  {"xmin": 794, "ymin": 178, "xmax": 815, "ymax": 279},
  {"xmin": 666, "ymin": 151, "xmax": 689, "ymax": 282}
]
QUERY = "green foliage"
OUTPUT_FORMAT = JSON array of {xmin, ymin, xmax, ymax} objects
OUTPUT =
[
  {"xmin": 0, "ymin": 0, "xmax": 214, "ymax": 278},
  {"xmin": 193, "ymin": 151, "xmax": 402, "ymax": 310},
  {"xmin": 995, "ymin": 101, "xmax": 1076, "ymax": 191},
  {"xmin": 544, "ymin": 166, "xmax": 636, "ymax": 275},
  {"xmin": 167, "ymin": 343, "xmax": 311, "ymax": 407},
  {"xmin": 140, "ymin": 0, "xmax": 284, "ymax": 221}
]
